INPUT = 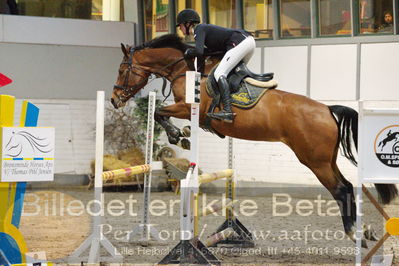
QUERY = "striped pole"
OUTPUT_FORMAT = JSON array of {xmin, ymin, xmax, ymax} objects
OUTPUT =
[
  {"xmin": 227, "ymin": 137, "xmax": 234, "ymax": 220},
  {"xmin": 126, "ymin": 91, "xmax": 160, "ymax": 243},
  {"xmin": 198, "ymin": 169, "xmax": 233, "ymax": 184},
  {"xmin": 205, "ymin": 228, "xmax": 235, "ymax": 247},
  {"xmin": 194, "ymin": 170, "xmax": 234, "ymax": 237},
  {"xmin": 102, "ymin": 164, "xmax": 150, "ymax": 182}
]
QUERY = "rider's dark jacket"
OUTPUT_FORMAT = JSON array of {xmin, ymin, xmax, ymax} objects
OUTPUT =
[{"xmin": 191, "ymin": 24, "xmax": 251, "ymax": 55}]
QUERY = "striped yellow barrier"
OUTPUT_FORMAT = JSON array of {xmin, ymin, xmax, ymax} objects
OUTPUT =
[
  {"xmin": 194, "ymin": 169, "xmax": 235, "ymax": 238},
  {"xmin": 102, "ymin": 164, "xmax": 151, "ymax": 182},
  {"xmin": 198, "ymin": 169, "xmax": 233, "ymax": 184}
]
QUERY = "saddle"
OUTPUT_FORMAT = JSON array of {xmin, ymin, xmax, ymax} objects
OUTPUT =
[
  {"xmin": 207, "ymin": 62, "xmax": 277, "ymax": 110},
  {"xmin": 203, "ymin": 62, "xmax": 277, "ymax": 138},
  {"xmin": 226, "ymin": 62, "xmax": 275, "ymax": 90}
]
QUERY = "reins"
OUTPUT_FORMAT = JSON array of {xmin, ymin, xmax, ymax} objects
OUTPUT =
[
  {"xmin": 114, "ymin": 47, "xmax": 221, "ymax": 102},
  {"xmin": 114, "ymin": 47, "xmax": 185, "ymax": 101}
]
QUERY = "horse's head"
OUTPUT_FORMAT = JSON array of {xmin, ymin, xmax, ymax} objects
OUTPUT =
[
  {"xmin": 111, "ymin": 34, "xmax": 193, "ymax": 109},
  {"xmin": 111, "ymin": 44, "xmax": 151, "ymax": 108}
]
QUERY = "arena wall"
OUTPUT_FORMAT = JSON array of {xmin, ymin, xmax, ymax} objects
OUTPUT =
[{"xmin": 0, "ymin": 15, "xmax": 135, "ymax": 100}]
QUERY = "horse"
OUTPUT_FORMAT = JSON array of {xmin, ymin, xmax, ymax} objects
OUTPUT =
[{"xmin": 111, "ymin": 34, "xmax": 398, "ymax": 248}]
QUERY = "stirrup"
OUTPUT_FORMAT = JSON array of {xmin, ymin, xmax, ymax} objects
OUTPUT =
[{"xmin": 207, "ymin": 111, "xmax": 236, "ymax": 123}]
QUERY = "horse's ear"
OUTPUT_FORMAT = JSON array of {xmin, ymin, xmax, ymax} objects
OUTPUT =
[{"xmin": 121, "ymin": 43, "xmax": 129, "ymax": 57}]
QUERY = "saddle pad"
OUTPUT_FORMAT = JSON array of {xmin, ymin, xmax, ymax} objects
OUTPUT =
[{"xmin": 206, "ymin": 70, "xmax": 273, "ymax": 109}]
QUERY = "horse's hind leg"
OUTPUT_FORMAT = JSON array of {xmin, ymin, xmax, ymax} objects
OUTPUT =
[{"xmin": 310, "ymin": 163, "xmax": 368, "ymax": 248}]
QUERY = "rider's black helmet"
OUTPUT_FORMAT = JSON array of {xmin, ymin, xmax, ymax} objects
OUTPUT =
[{"xmin": 176, "ymin": 9, "xmax": 200, "ymax": 27}]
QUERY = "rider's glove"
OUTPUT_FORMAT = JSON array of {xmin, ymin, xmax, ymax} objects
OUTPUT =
[{"xmin": 184, "ymin": 48, "xmax": 198, "ymax": 58}]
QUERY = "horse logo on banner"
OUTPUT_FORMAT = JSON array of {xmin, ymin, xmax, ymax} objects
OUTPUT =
[
  {"xmin": 375, "ymin": 125, "xmax": 399, "ymax": 168},
  {"xmin": 4, "ymin": 130, "xmax": 52, "ymax": 158}
]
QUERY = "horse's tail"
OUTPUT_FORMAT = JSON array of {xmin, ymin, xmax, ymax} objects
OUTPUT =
[
  {"xmin": 328, "ymin": 105, "xmax": 358, "ymax": 166},
  {"xmin": 329, "ymin": 105, "xmax": 398, "ymax": 205}
]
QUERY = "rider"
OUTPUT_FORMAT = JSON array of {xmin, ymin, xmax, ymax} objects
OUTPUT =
[{"xmin": 176, "ymin": 9, "xmax": 256, "ymax": 123}]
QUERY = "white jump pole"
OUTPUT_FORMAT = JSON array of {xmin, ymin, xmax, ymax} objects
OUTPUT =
[
  {"xmin": 159, "ymin": 62, "xmax": 220, "ymax": 265},
  {"xmin": 69, "ymin": 91, "xmax": 123, "ymax": 263},
  {"xmin": 127, "ymin": 91, "xmax": 160, "ymax": 243},
  {"xmin": 178, "ymin": 70, "xmax": 202, "ymax": 241}
]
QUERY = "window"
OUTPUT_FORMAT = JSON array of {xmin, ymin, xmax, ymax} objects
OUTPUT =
[
  {"xmin": 144, "ymin": 0, "xmax": 171, "ymax": 41},
  {"xmin": 208, "ymin": 0, "xmax": 237, "ymax": 28},
  {"xmin": 359, "ymin": 0, "xmax": 393, "ymax": 34},
  {"xmin": 141, "ymin": 0, "xmax": 398, "ymax": 42},
  {"xmin": 176, "ymin": 0, "xmax": 202, "ymax": 15},
  {"xmin": 319, "ymin": 0, "xmax": 352, "ymax": 36},
  {"xmin": 244, "ymin": 0, "xmax": 273, "ymax": 39},
  {"xmin": 280, "ymin": 0, "xmax": 311, "ymax": 38},
  {"xmin": 176, "ymin": 0, "xmax": 203, "ymax": 41},
  {"xmin": 16, "ymin": 0, "xmax": 123, "ymax": 21}
]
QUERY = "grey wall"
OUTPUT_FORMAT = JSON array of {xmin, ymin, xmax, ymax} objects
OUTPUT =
[
  {"xmin": 0, "ymin": 43, "xmax": 122, "ymax": 99},
  {"xmin": 0, "ymin": 15, "xmax": 135, "ymax": 100}
]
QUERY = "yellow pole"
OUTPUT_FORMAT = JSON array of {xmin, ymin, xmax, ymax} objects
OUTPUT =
[
  {"xmin": 198, "ymin": 169, "xmax": 233, "ymax": 184},
  {"xmin": 102, "ymin": 164, "xmax": 151, "ymax": 182},
  {"xmin": 0, "ymin": 95, "xmax": 28, "ymax": 263},
  {"xmin": 193, "ymin": 192, "xmax": 199, "ymax": 237},
  {"xmin": 0, "ymin": 95, "xmax": 16, "ymax": 228}
]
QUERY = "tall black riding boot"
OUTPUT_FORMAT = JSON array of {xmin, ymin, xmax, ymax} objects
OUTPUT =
[{"xmin": 207, "ymin": 76, "xmax": 235, "ymax": 123}]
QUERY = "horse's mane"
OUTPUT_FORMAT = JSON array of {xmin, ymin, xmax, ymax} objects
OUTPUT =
[{"xmin": 135, "ymin": 34, "xmax": 191, "ymax": 53}]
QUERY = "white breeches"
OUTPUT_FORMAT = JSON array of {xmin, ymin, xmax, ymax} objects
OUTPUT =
[{"xmin": 214, "ymin": 36, "xmax": 256, "ymax": 81}]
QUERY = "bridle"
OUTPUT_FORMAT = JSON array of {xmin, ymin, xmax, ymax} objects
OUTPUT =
[{"xmin": 113, "ymin": 47, "xmax": 185, "ymax": 102}]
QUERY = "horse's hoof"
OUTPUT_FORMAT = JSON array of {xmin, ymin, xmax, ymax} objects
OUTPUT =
[
  {"xmin": 166, "ymin": 126, "xmax": 181, "ymax": 138},
  {"xmin": 361, "ymin": 238, "xmax": 368, "ymax": 248},
  {"xmin": 364, "ymin": 224, "xmax": 379, "ymax": 241},
  {"xmin": 167, "ymin": 135, "xmax": 180, "ymax": 145},
  {"xmin": 180, "ymin": 138, "xmax": 191, "ymax": 150},
  {"xmin": 182, "ymin": 126, "xmax": 191, "ymax": 137}
]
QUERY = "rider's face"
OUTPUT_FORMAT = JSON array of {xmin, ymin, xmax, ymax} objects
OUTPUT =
[{"xmin": 179, "ymin": 23, "xmax": 191, "ymax": 35}]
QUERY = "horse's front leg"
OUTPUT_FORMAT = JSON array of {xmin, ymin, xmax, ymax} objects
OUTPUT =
[{"xmin": 155, "ymin": 102, "xmax": 191, "ymax": 149}]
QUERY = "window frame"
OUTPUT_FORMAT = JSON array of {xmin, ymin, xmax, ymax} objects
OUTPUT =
[
  {"xmin": 278, "ymin": 0, "xmax": 313, "ymax": 39},
  {"xmin": 242, "ymin": 0, "xmax": 275, "ymax": 40},
  {"xmin": 354, "ymin": 0, "xmax": 396, "ymax": 36},
  {"xmin": 139, "ymin": 0, "xmax": 399, "ymax": 42},
  {"xmin": 315, "ymin": 0, "xmax": 352, "ymax": 38}
]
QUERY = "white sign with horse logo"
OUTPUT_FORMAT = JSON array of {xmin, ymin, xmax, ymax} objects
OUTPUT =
[
  {"xmin": 359, "ymin": 105, "xmax": 399, "ymax": 183},
  {"xmin": 1, "ymin": 127, "xmax": 55, "ymax": 182}
]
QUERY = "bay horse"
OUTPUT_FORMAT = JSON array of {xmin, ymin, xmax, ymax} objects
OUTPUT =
[{"xmin": 111, "ymin": 34, "xmax": 398, "ymax": 248}]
